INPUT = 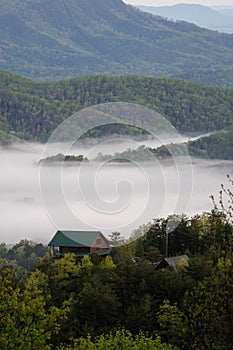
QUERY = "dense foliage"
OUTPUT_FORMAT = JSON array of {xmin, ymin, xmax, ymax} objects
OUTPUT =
[
  {"xmin": 0, "ymin": 239, "xmax": 47, "ymax": 270},
  {"xmin": 0, "ymin": 260, "xmax": 67, "ymax": 349},
  {"xmin": 1, "ymin": 0, "xmax": 233, "ymax": 86},
  {"xmin": 58, "ymin": 330, "xmax": 173, "ymax": 350},
  {"xmin": 1, "ymin": 189, "xmax": 233, "ymax": 349},
  {"xmin": 1, "ymin": 71, "xmax": 233, "ymax": 144},
  {"xmin": 151, "ymin": 130, "xmax": 233, "ymax": 160},
  {"xmin": 187, "ymin": 129, "xmax": 233, "ymax": 159}
]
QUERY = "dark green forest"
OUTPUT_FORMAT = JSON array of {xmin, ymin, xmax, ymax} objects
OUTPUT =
[
  {"xmin": 1, "ymin": 70, "xmax": 233, "ymax": 148},
  {"xmin": 149, "ymin": 130, "xmax": 233, "ymax": 160},
  {"xmin": 188, "ymin": 130, "xmax": 233, "ymax": 159},
  {"xmin": 1, "ymin": 179, "xmax": 233, "ymax": 349},
  {"xmin": 1, "ymin": 0, "xmax": 233, "ymax": 86}
]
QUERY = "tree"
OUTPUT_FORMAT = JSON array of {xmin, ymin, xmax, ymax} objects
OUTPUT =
[
  {"xmin": 184, "ymin": 258, "xmax": 233, "ymax": 349},
  {"xmin": 157, "ymin": 299, "xmax": 187, "ymax": 346},
  {"xmin": 73, "ymin": 280, "xmax": 120, "ymax": 337},
  {"xmin": 108, "ymin": 231, "xmax": 125, "ymax": 247},
  {"xmin": 6, "ymin": 239, "xmax": 47, "ymax": 270},
  {"xmin": 99, "ymin": 255, "xmax": 116, "ymax": 269},
  {"xmin": 210, "ymin": 176, "xmax": 233, "ymax": 261},
  {"xmin": 58, "ymin": 329, "xmax": 174, "ymax": 350},
  {"xmin": 0, "ymin": 242, "xmax": 8, "ymax": 258},
  {"xmin": 211, "ymin": 175, "xmax": 233, "ymax": 225},
  {"xmin": 0, "ymin": 259, "xmax": 67, "ymax": 350}
]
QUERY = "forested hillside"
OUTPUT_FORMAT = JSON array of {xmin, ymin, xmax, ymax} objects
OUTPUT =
[
  {"xmin": 1, "ymin": 207, "xmax": 233, "ymax": 349},
  {"xmin": 188, "ymin": 129, "xmax": 233, "ymax": 159},
  {"xmin": 1, "ymin": 0, "xmax": 233, "ymax": 85},
  {"xmin": 1, "ymin": 70, "xmax": 233, "ymax": 143}
]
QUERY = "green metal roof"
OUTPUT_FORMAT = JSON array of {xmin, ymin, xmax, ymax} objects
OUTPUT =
[{"xmin": 48, "ymin": 230, "xmax": 102, "ymax": 247}]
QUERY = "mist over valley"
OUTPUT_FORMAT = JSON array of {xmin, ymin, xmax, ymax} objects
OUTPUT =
[{"xmin": 1, "ymin": 139, "xmax": 232, "ymax": 244}]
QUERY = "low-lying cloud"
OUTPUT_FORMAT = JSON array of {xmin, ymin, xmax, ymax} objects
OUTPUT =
[{"xmin": 0, "ymin": 142, "xmax": 232, "ymax": 244}]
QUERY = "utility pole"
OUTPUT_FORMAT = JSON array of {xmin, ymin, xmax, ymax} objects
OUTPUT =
[{"xmin": 166, "ymin": 230, "xmax": 168, "ymax": 258}]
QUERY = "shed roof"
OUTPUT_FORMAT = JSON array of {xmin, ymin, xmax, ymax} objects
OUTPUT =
[
  {"xmin": 48, "ymin": 230, "xmax": 102, "ymax": 247},
  {"xmin": 155, "ymin": 254, "xmax": 189, "ymax": 271},
  {"xmin": 164, "ymin": 255, "xmax": 189, "ymax": 268}
]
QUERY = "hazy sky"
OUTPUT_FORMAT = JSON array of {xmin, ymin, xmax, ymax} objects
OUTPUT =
[{"xmin": 124, "ymin": 1, "xmax": 233, "ymax": 6}]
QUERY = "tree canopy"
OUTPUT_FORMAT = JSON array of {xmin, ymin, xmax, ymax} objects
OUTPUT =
[{"xmin": 0, "ymin": 71, "xmax": 233, "ymax": 145}]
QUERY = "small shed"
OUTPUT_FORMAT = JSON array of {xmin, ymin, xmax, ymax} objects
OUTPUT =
[
  {"xmin": 48, "ymin": 230, "xmax": 110, "ymax": 258},
  {"xmin": 155, "ymin": 255, "xmax": 189, "ymax": 271}
]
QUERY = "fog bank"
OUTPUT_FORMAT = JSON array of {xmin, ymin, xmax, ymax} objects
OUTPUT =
[{"xmin": 0, "ymin": 141, "xmax": 232, "ymax": 244}]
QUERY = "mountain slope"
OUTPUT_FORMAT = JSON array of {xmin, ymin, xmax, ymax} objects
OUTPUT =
[
  {"xmin": 0, "ymin": 70, "xmax": 233, "ymax": 143},
  {"xmin": 137, "ymin": 4, "xmax": 233, "ymax": 33},
  {"xmin": 187, "ymin": 130, "xmax": 233, "ymax": 160},
  {"xmin": 1, "ymin": 0, "xmax": 233, "ymax": 85}
]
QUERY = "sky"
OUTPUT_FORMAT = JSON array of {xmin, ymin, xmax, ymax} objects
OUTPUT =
[{"xmin": 123, "ymin": 1, "xmax": 233, "ymax": 6}]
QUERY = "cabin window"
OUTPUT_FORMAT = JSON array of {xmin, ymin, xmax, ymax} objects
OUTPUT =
[{"xmin": 96, "ymin": 239, "xmax": 101, "ymax": 245}]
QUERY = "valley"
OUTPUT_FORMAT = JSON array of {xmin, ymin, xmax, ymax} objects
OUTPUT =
[{"xmin": 0, "ymin": 1, "xmax": 233, "ymax": 349}]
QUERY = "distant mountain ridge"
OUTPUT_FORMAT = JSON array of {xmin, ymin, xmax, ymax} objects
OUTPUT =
[
  {"xmin": 137, "ymin": 4, "xmax": 233, "ymax": 33},
  {"xmin": 1, "ymin": 0, "xmax": 233, "ymax": 85}
]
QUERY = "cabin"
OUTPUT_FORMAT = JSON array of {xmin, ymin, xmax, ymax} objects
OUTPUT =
[
  {"xmin": 155, "ymin": 255, "xmax": 189, "ymax": 271},
  {"xmin": 48, "ymin": 230, "xmax": 110, "ymax": 258}
]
